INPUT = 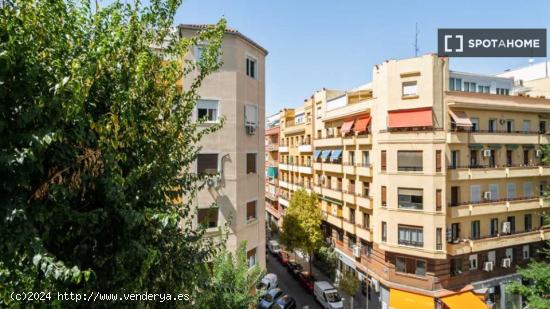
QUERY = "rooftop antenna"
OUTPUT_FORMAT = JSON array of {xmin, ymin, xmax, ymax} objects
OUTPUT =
[{"xmin": 413, "ymin": 23, "xmax": 420, "ymax": 57}]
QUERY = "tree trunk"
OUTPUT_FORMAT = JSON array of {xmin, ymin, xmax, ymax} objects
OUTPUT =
[
  {"xmin": 350, "ymin": 296, "xmax": 354, "ymax": 309},
  {"xmin": 309, "ymin": 251, "xmax": 313, "ymax": 274}
]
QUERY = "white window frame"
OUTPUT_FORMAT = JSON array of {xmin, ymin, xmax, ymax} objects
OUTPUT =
[
  {"xmin": 523, "ymin": 120, "xmax": 531, "ymax": 133},
  {"xmin": 196, "ymin": 99, "xmax": 219, "ymax": 123},
  {"xmin": 245, "ymin": 104, "xmax": 259, "ymax": 128},
  {"xmin": 402, "ymin": 81, "xmax": 418, "ymax": 97},
  {"xmin": 247, "ymin": 247, "xmax": 257, "ymax": 268},
  {"xmin": 245, "ymin": 53, "xmax": 258, "ymax": 79}
]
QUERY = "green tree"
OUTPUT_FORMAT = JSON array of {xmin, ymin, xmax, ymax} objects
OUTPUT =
[
  {"xmin": 339, "ymin": 270, "xmax": 360, "ymax": 309},
  {"xmin": 281, "ymin": 189, "xmax": 323, "ymax": 272},
  {"xmin": 0, "ymin": 0, "xmax": 230, "ymax": 306},
  {"xmin": 196, "ymin": 242, "xmax": 264, "ymax": 309}
]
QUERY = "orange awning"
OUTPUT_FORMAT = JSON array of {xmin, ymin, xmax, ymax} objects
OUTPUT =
[
  {"xmin": 341, "ymin": 119, "xmax": 355, "ymax": 134},
  {"xmin": 449, "ymin": 110, "xmax": 473, "ymax": 127},
  {"xmin": 440, "ymin": 291, "xmax": 487, "ymax": 309},
  {"xmin": 389, "ymin": 289, "xmax": 434, "ymax": 309},
  {"xmin": 388, "ymin": 107, "xmax": 433, "ymax": 128},
  {"xmin": 354, "ymin": 116, "xmax": 371, "ymax": 133}
]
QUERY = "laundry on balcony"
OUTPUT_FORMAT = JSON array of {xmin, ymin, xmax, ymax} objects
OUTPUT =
[
  {"xmin": 320, "ymin": 150, "xmax": 332, "ymax": 161},
  {"xmin": 449, "ymin": 109, "xmax": 473, "ymax": 127},
  {"xmin": 388, "ymin": 107, "xmax": 433, "ymax": 128}
]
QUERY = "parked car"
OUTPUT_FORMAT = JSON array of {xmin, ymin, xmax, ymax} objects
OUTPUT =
[
  {"xmin": 297, "ymin": 271, "xmax": 315, "ymax": 293},
  {"xmin": 313, "ymin": 281, "xmax": 343, "ymax": 309},
  {"xmin": 286, "ymin": 261, "xmax": 303, "ymax": 278},
  {"xmin": 277, "ymin": 250, "xmax": 289, "ymax": 265},
  {"xmin": 256, "ymin": 273, "xmax": 278, "ymax": 293},
  {"xmin": 272, "ymin": 294, "xmax": 297, "ymax": 309},
  {"xmin": 258, "ymin": 288, "xmax": 284, "ymax": 309},
  {"xmin": 267, "ymin": 240, "xmax": 280, "ymax": 255}
]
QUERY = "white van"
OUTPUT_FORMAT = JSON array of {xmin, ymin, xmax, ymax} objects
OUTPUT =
[
  {"xmin": 314, "ymin": 281, "xmax": 344, "ymax": 309},
  {"xmin": 267, "ymin": 240, "xmax": 280, "ymax": 255},
  {"xmin": 256, "ymin": 273, "xmax": 278, "ymax": 292}
]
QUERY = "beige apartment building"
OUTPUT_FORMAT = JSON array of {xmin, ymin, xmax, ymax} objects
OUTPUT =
[
  {"xmin": 179, "ymin": 24, "xmax": 268, "ymax": 269},
  {"xmin": 271, "ymin": 54, "xmax": 550, "ymax": 309},
  {"xmin": 265, "ymin": 113, "xmax": 281, "ymax": 227}
]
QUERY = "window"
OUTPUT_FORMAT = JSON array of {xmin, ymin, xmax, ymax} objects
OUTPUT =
[
  {"xmin": 470, "ymin": 118, "xmax": 479, "ymax": 132},
  {"xmin": 451, "ymin": 223, "xmax": 460, "ymax": 242},
  {"xmin": 539, "ymin": 121, "xmax": 547, "ymax": 134},
  {"xmin": 524, "ymin": 214, "xmax": 533, "ymax": 231},
  {"xmin": 506, "ymin": 150, "xmax": 513, "ymax": 166},
  {"xmin": 362, "ymin": 151, "xmax": 370, "ymax": 166},
  {"xmin": 197, "ymin": 100, "xmax": 219, "ymax": 122},
  {"xmin": 398, "ymin": 225, "xmax": 424, "ymax": 247},
  {"xmin": 507, "ymin": 216, "xmax": 516, "ymax": 233},
  {"xmin": 478, "ymin": 85, "xmax": 490, "ymax": 93},
  {"xmin": 436, "ymin": 189, "xmax": 442, "ymax": 212},
  {"xmin": 506, "ymin": 183, "xmax": 517, "ymax": 199},
  {"xmin": 246, "ymin": 57, "xmax": 256, "ymax": 78},
  {"xmin": 451, "ymin": 150, "xmax": 459, "ymax": 168},
  {"xmin": 195, "ymin": 45, "xmax": 206, "ymax": 61},
  {"xmin": 470, "ymin": 185, "xmax": 481, "ymax": 203},
  {"xmin": 347, "ymin": 233, "xmax": 356, "ymax": 248},
  {"xmin": 316, "ymin": 106, "xmax": 322, "ymax": 119},
  {"xmin": 198, "ymin": 207, "xmax": 219, "ymax": 228},
  {"xmin": 396, "ymin": 257, "xmax": 406, "ymax": 273},
  {"xmin": 436, "ymin": 228, "xmax": 443, "ymax": 250},
  {"xmin": 449, "ymin": 78, "xmax": 462, "ymax": 91},
  {"xmin": 489, "ymin": 184, "xmax": 499, "ymax": 201},
  {"xmin": 471, "ymin": 220, "xmax": 480, "ymax": 240},
  {"xmin": 488, "ymin": 119, "xmax": 497, "ymax": 133},
  {"xmin": 496, "ymin": 88, "xmax": 510, "ymax": 95},
  {"xmin": 522, "ymin": 245, "xmax": 530, "ymax": 260},
  {"xmin": 245, "ymin": 104, "xmax": 258, "ymax": 130},
  {"xmin": 523, "ymin": 120, "xmax": 531, "ymax": 133},
  {"xmin": 247, "ymin": 248, "xmax": 257, "ymax": 268},
  {"xmin": 348, "ymin": 151, "xmax": 355, "ymax": 165},
  {"xmin": 490, "ymin": 218, "xmax": 499, "ymax": 236},
  {"xmin": 469, "ymin": 254, "xmax": 478, "ymax": 270},
  {"xmin": 506, "ymin": 119, "xmax": 514, "ymax": 133},
  {"xmin": 450, "ymin": 258, "xmax": 463, "ymax": 276},
  {"xmin": 451, "ymin": 186, "xmax": 459, "ymax": 206},
  {"xmin": 398, "ymin": 188, "xmax": 423, "ymax": 210},
  {"xmin": 362, "ymin": 212, "xmax": 370, "ymax": 229},
  {"xmin": 362, "ymin": 182, "xmax": 370, "ymax": 197},
  {"xmin": 381, "ymin": 186, "xmax": 387, "ymax": 207},
  {"xmin": 523, "ymin": 149, "xmax": 530, "ymax": 166},
  {"xmin": 246, "ymin": 200, "xmax": 257, "ymax": 221},
  {"xmin": 246, "ymin": 153, "xmax": 257, "ymax": 174},
  {"xmin": 381, "ymin": 221, "xmax": 387, "ymax": 242},
  {"xmin": 524, "ymin": 182, "xmax": 533, "ymax": 198},
  {"xmin": 197, "ymin": 153, "xmax": 218, "ymax": 175},
  {"xmin": 402, "ymin": 81, "xmax": 418, "ymax": 97},
  {"xmin": 397, "ymin": 151, "xmax": 423, "ymax": 171},
  {"xmin": 294, "ymin": 113, "xmax": 305, "ymax": 124},
  {"xmin": 415, "ymin": 260, "xmax": 426, "ymax": 276},
  {"xmin": 464, "ymin": 82, "xmax": 476, "ymax": 92},
  {"xmin": 349, "ymin": 208, "xmax": 355, "ymax": 224},
  {"xmin": 381, "ymin": 150, "xmax": 387, "ymax": 171},
  {"xmin": 435, "ymin": 150, "xmax": 441, "ymax": 173},
  {"xmin": 470, "ymin": 149, "xmax": 478, "ymax": 166}
]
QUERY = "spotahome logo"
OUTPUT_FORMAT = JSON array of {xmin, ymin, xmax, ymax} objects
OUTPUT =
[{"xmin": 438, "ymin": 29, "xmax": 546, "ymax": 57}]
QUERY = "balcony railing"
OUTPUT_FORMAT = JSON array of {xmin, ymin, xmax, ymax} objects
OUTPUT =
[
  {"xmin": 449, "ymin": 128, "xmax": 543, "ymax": 135},
  {"xmin": 398, "ymin": 240, "xmax": 424, "ymax": 247},
  {"xmin": 448, "ymin": 163, "xmax": 541, "ymax": 170},
  {"xmin": 397, "ymin": 166, "xmax": 423, "ymax": 172},
  {"xmin": 449, "ymin": 195, "xmax": 541, "ymax": 207}
]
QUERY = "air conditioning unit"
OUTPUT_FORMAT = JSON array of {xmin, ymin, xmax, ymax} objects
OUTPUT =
[
  {"xmin": 502, "ymin": 222, "xmax": 511, "ymax": 234},
  {"xmin": 483, "ymin": 261, "xmax": 494, "ymax": 272},
  {"xmin": 501, "ymin": 258, "xmax": 512, "ymax": 268},
  {"xmin": 483, "ymin": 191, "xmax": 492, "ymax": 200},
  {"xmin": 206, "ymin": 176, "xmax": 220, "ymax": 188},
  {"xmin": 483, "ymin": 149, "xmax": 492, "ymax": 157},
  {"xmin": 536, "ymin": 149, "xmax": 543, "ymax": 157},
  {"xmin": 353, "ymin": 245, "xmax": 361, "ymax": 258},
  {"xmin": 245, "ymin": 124, "xmax": 256, "ymax": 135}
]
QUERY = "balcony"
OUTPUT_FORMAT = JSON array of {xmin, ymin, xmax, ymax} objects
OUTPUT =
[
  {"xmin": 343, "ymin": 163, "xmax": 355, "ymax": 175},
  {"xmin": 279, "ymin": 145, "xmax": 289, "ymax": 153},
  {"xmin": 449, "ymin": 197, "xmax": 546, "ymax": 218},
  {"xmin": 322, "ymin": 210, "xmax": 343, "ymax": 229},
  {"xmin": 265, "ymin": 191, "xmax": 278, "ymax": 201},
  {"xmin": 448, "ymin": 164, "xmax": 546, "ymax": 180},
  {"xmin": 279, "ymin": 180, "xmax": 290, "ymax": 190},
  {"xmin": 343, "ymin": 218, "xmax": 356, "ymax": 234},
  {"xmin": 266, "ymin": 143, "xmax": 278, "ymax": 152},
  {"xmin": 356, "ymin": 133, "xmax": 372, "ymax": 145},
  {"xmin": 279, "ymin": 163, "xmax": 312, "ymax": 174},
  {"xmin": 356, "ymin": 164, "xmax": 372, "ymax": 177},
  {"xmin": 314, "ymin": 136, "xmax": 342, "ymax": 147},
  {"xmin": 284, "ymin": 123, "xmax": 306, "ymax": 135},
  {"xmin": 320, "ymin": 162, "xmax": 343, "ymax": 174},
  {"xmin": 265, "ymin": 203, "xmax": 283, "ymax": 219},
  {"xmin": 278, "ymin": 196, "xmax": 289, "ymax": 207},
  {"xmin": 356, "ymin": 225, "xmax": 372, "ymax": 242},
  {"xmin": 448, "ymin": 228, "xmax": 550, "ymax": 255},
  {"xmin": 447, "ymin": 129, "xmax": 541, "ymax": 145},
  {"xmin": 356, "ymin": 194, "xmax": 372, "ymax": 209},
  {"xmin": 298, "ymin": 140, "xmax": 312, "ymax": 153},
  {"xmin": 343, "ymin": 190, "xmax": 356, "ymax": 204},
  {"xmin": 324, "ymin": 98, "xmax": 372, "ymax": 121}
]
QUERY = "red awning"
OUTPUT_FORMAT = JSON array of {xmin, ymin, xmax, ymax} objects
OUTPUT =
[
  {"xmin": 388, "ymin": 107, "xmax": 433, "ymax": 128},
  {"xmin": 341, "ymin": 119, "xmax": 355, "ymax": 134},
  {"xmin": 354, "ymin": 116, "xmax": 371, "ymax": 133}
]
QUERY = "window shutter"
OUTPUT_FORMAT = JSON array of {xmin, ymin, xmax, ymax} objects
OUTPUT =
[
  {"xmin": 436, "ymin": 150, "xmax": 442, "ymax": 172},
  {"xmin": 436, "ymin": 189, "xmax": 442, "ymax": 211},
  {"xmin": 381, "ymin": 150, "xmax": 387, "ymax": 171},
  {"xmin": 381, "ymin": 186, "xmax": 387, "ymax": 206}
]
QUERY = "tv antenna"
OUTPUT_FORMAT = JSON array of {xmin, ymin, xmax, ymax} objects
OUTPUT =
[{"xmin": 413, "ymin": 22, "xmax": 419, "ymax": 57}]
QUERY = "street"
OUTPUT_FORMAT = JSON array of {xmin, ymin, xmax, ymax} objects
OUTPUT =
[{"xmin": 266, "ymin": 253, "xmax": 322, "ymax": 309}]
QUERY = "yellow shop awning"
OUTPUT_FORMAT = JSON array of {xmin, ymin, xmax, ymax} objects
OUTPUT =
[
  {"xmin": 389, "ymin": 289, "xmax": 434, "ymax": 309},
  {"xmin": 440, "ymin": 291, "xmax": 487, "ymax": 309}
]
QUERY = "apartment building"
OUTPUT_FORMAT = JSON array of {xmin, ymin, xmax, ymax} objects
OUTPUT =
[
  {"xmin": 265, "ymin": 113, "xmax": 281, "ymax": 227},
  {"xmin": 281, "ymin": 54, "xmax": 550, "ymax": 309},
  {"xmin": 179, "ymin": 24, "xmax": 268, "ymax": 269}
]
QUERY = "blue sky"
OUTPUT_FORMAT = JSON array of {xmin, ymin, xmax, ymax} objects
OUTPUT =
[{"xmin": 122, "ymin": 0, "xmax": 550, "ymax": 115}]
